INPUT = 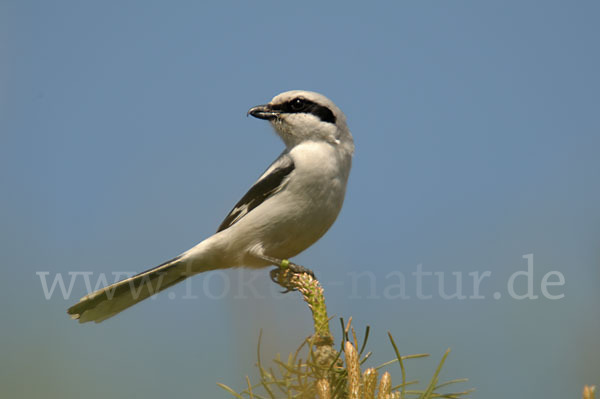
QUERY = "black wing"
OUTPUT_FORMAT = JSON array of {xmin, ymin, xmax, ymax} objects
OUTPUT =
[{"xmin": 217, "ymin": 154, "xmax": 295, "ymax": 232}]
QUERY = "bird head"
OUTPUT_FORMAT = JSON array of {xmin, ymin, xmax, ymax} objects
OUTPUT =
[{"xmin": 248, "ymin": 90, "xmax": 354, "ymax": 154}]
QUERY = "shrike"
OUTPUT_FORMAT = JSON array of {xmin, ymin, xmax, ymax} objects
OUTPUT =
[{"xmin": 68, "ymin": 90, "xmax": 354, "ymax": 323}]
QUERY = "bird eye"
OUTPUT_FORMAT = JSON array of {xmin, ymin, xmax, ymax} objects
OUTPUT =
[{"xmin": 290, "ymin": 98, "xmax": 306, "ymax": 111}]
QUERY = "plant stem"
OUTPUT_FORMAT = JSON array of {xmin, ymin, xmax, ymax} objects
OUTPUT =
[{"xmin": 291, "ymin": 273, "xmax": 334, "ymax": 346}]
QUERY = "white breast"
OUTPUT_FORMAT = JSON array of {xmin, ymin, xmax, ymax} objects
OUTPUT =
[{"xmin": 205, "ymin": 140, "xmax": 352, "ymax": 268}]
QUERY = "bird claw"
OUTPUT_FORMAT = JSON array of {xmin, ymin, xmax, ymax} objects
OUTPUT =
[
  {"xmin": 270, "ymin": 267, "xmax": 295, "ymax": 293},
  {"xmin": 270, "ymin": 260, "xmax": 316, "ymax": 293}
]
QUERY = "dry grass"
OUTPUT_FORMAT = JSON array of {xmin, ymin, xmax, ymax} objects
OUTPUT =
[{"xmin": 218, "ymin": 270, "xmax": 472, "ymax": 399}]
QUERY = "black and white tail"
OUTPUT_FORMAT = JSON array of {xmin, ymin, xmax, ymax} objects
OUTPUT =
[{"xmin": 67, "ymin": 255, "xmax": 189, "ymax": 323}]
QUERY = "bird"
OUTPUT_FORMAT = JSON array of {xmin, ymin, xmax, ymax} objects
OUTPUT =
[{"xmin": 67, "ymin": 90, "xmax": 354, "ymax": 323}]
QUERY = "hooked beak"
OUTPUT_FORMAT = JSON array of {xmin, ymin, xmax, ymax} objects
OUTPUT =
[{"xmin": 247, "ymin": 104, "xmax": 280, "ymax": 120}]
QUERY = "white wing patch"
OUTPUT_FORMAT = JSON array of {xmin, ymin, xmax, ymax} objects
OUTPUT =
[{"xmin": 217, "ymin": 154, "xmax": 295, "ymax": 232}]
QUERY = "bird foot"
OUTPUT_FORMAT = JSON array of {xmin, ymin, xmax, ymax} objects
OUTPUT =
[{"xmin": 269, "ymin": 259, "xmax": 316, "ymax": 293}]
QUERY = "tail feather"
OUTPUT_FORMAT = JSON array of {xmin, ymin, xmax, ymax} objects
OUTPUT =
[{"xmin": 67, "ymin": 255, "xmax": 188, "ymax": 323}]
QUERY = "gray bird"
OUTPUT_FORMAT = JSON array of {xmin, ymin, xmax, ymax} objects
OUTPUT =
[{"xmin": 68, "ymin": 90, "xmax": 354, "ymax": 323}]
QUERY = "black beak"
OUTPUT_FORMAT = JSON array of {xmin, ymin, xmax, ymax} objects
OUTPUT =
[{"xmin": 247, "ymin": 104, "xmax": 279, "ymax": 120}]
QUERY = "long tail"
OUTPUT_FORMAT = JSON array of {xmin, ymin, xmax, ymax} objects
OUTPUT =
[{"xmin": 67, "ymin": 254, "xmax": 192, "ymax": 323}]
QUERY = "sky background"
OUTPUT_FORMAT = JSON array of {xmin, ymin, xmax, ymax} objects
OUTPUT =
[{"xmin": 1, "ymin": 1, "xmax": 599, "ymax": 398}]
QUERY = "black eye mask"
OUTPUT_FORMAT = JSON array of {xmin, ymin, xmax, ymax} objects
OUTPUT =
[{"xmin": 271, "ymin": 98, "xmax": 336, "ymax": 124}]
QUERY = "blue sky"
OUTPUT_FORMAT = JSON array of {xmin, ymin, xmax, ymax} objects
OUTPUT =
[{"xmin": 1, "ymin": 1, "xmax": 599, "ymax": 398}]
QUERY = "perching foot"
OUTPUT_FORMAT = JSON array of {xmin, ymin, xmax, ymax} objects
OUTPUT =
[{"xmin": 256, "ymin": 255, "xmax": 316, "ymax": 293}]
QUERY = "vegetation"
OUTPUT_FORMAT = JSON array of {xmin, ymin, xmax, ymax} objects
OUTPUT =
[{"xmin": 218, "ymin": 271, "xmax": 472, "ymax": 399}]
